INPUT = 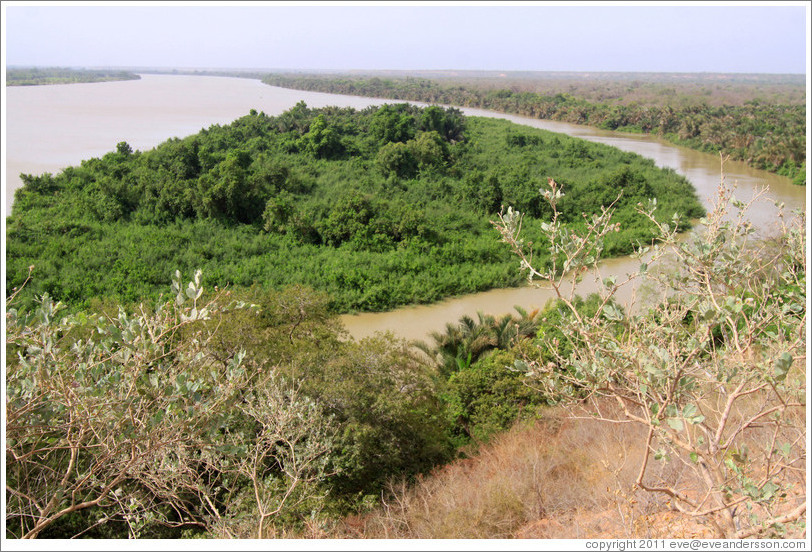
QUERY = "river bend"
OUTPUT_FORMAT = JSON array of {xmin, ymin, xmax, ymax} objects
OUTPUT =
[{"xmin": 4, "ymin": 74, "xmax": 805, "ymax": 342}]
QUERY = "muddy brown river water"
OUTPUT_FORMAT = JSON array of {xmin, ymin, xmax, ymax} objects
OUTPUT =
[{"xmin": 4, "ymin": 74, "xmax": 806, "ymax": 342}]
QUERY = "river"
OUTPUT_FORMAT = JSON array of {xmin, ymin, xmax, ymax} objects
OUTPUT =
[{"xmin": 4, "ymin": 74, "xmax": 806, "ymax": 342}]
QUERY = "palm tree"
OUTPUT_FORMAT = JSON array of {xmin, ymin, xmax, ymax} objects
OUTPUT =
[{"xmin": 413, "ymin": 307, "xmax": 543, "ymax": 378}]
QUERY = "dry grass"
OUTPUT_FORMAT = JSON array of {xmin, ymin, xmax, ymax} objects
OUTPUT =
[
  {"xmin": 325, "ymin": 400, "xmax": 665, "ymax": 538},
  {"xmin": 324, "ymin": 394, "xmax": 805, "ymax": 540}
]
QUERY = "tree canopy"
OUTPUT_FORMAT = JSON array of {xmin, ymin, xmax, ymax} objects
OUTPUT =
[{"xmin": 7, "ymin": 103, "xmax": 704, "ymax": 314}]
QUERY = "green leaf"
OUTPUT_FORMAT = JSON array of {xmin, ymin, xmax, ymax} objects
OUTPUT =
[
  {"xmin": 690, "ymin": 452, "xmax": 699, "ymax": 463},
  {"xmin": 644, "ymin": 363, "xmax": 664, "ymax": 378},
  {"xmin": 773, "ymin": 352, "xmax": 793, "ymax": 382},
  {"xmin": 603, "ymin": 304, "xmax": 623, "ymax": 321},
  {"xmin": 744, "ymin": 483, "xmax": 760, "ymax": 499},
  {"xmin": 667, "ymin": 418, "xmax": 684, "ymax": 431},
  {"xmin": 760, "ymin": 481, "xmax": 780, "ymax": 502},
  {"xmin": 775, "ymin": 442, "xmax": 791, "ymax": 459},
  {"xmin": 513, "ymin": 360, "xmax": 529, "ymax": 373}
]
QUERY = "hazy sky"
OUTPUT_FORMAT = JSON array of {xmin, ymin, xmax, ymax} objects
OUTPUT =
[{"xmin": 2, "ymin": 2, "xmax": 809, "ymax": 74}]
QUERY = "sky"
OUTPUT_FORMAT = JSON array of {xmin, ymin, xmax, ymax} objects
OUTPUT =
[{"xmin": 1, "ymin": 1, "xmax": 809, "ymax": 74}]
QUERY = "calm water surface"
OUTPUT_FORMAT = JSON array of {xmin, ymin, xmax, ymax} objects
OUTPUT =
[
  {"xmin": 5, "ymin": 74, "xmax": 391, "ymax": 213},
  {"xmin": 5, "ymin": 74, "xmax": 806, "ymax": 342}
]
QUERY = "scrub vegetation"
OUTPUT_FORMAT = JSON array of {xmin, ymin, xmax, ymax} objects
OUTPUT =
[{"xmin": 5, "ymin": 103, "xmax": 804, "ymax": 539}]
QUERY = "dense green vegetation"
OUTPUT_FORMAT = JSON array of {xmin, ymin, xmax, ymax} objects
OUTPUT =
[
  {"xmin": 5, "ymin": 66, "xmax": 805, "ymax": 539},
  {"xmin": 262, "ymin": 73, "xmax": 806, "ymax": 185},
  {"xmin": 3, "ymin": 265, "xmax": 636, "ymax": 538},
  {"xmin": 316, "ymin": 70, "xmax": 806, "ymax": 108},
  {"xmin": 7, "ymin": 177, "xmax": 803, "ymax": 539},
  {"xmin": 6, "ymin": 103, "xmax": 704, "ymax": 314},
  {"xmin": 6, "ymin": 67, "xmax": 140, "ymax": 86}
]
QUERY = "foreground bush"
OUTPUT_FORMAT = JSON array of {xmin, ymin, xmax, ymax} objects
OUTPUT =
[
  {"xmin": 492, "ymin": 166, "xmax": 806, "ymax": 538},
  {"xmin": 5, "ymin": 272, "xmax": 452, "ymax": 539},
  {"xmin": 328, "ymin": 167, "xmax": 805, "ymax": 540}
]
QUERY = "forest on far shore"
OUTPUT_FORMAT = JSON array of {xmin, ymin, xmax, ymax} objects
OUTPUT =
[
  {"xmin": 261, "ymin": 71, "xmax": 806, "ymax": 186},
  {"xmin": 6, "ymin": 67, "xmax": 141, "ymax": 86}
]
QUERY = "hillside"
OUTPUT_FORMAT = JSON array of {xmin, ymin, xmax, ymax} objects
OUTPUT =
[
  {"xmin": 7, "ymin": 160, "xmax": 804, "ymax": 539},
  {"xmin": 6, "ymin": 101, "xmax": 805, "ymax": 540}
]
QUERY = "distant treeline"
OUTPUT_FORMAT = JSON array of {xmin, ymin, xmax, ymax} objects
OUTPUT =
[
  {"xmin": 262, "ymin": 74, "xmax": 806, "ymax": 185},
  {"xmin": 6, "ymin": 67, "xmax": 141, "ymax": 86}
]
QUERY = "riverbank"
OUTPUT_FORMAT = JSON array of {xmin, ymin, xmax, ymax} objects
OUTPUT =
[
  {"xmin": 260, "ymin": 73, "xmax": 807, "ymax": 186},
  {"xmin": 6, "ymin": 67, "xmax": 141, "ymax": 86},
  {"xmin": 5, "ymin": 74, "xmax": 805, "ymax": 342}
]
